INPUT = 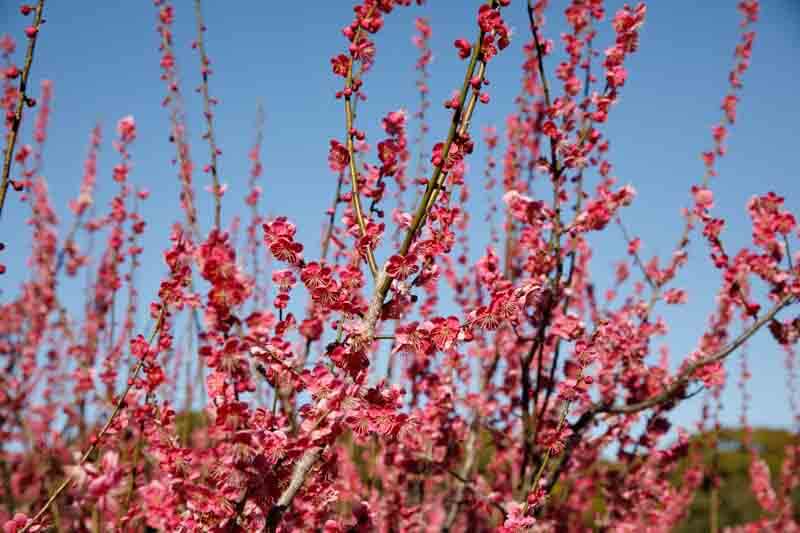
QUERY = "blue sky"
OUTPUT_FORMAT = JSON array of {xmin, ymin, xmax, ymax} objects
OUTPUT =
[{"xmin": 1, "ymin": 1, "xmax": 799, "ymax": 433}]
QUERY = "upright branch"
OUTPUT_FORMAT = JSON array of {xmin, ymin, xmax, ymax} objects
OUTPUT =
[
  {"xmin": 193, "ymin": 0, "xmax": 222, "ymax": 230},
  {"xmin": 0, "ymin": 0, "xmax": 45, "ymax": 221},
  {"xmin": 516, "ymin": 0, "xmax": 581, "ymax": 489},
  {"xmin": 155, "ymin": 1, "xmax": 200, "ymax": 238},
  {"xmin": 246, "ymin": 103, "xmax": 266, "ymax": 307},
  {"xmin": 367, "ymin": 0, "xmax": 509, "ymax": 334},
  {"xmin": 412, "ymin": 16, "xmax": 432, "ymax": 188},
  {"xmin": 338, "ymin": 5, "xmax": 380, "ymax": 279},
  {"xmin": 54, "ymin": 123, "xmax": 101, "ymax": 277},
  {"xmin": 482, "ymin": 125, "xmax": 500, "ymax": 245},
  {"xmin": 264, "ymin": 3, "xmax": 513, "ymax": 529}
]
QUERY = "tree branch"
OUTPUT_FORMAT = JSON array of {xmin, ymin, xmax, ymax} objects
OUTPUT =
[{"xmin": 264, "ymin": 447, "xmax": 323, "ymax": 532}]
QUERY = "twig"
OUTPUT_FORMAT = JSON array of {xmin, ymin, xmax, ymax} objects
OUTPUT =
[
  {"xmin": 617, "ymin": 217, "xmax": 657, "ymax": 289},
  {"xmin": 539, "ymin": 409, "xmax": 595, "ymax": 497},
  {"xmin": 156, "ymin": 7, "xmax": 200, "ymax": 239},
  {"xmin": 321, "ymin": 173, "xmax": 344, "ymax": 262}
]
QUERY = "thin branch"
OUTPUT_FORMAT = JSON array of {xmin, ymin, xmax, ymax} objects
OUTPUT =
[
  {"xmin": 366, "ymin": 1, "xmax": 498, "ymax": 338},
  {"xmin": 193, "ymin": 0, "xmax": 222, "ymax": 230},
  {"xmin": 439, "ymin": 457, "xmax": 508, "ymax": 522},
  {"xmin": 521, "ymin": 0, "xmax": 567, "ymax": 488},
  {"xmin": 321, "ymin": 172, "xmax": 344, "ymax": 262},
  {"xmin": 601, "ymin": 294, "xmax": 793, "ymax": 415},
  {"xmin": 441, "ymin": 350, "xmax": 503, "ymax": 528},
  {"xmin": 617, "ymin": 216, "xmax": 657, "ymax": 289},
  {"xmin": 540, "ymin": 409, "xmax": 595, "ymax": 496},
  {"xmin": 0, "ymin": 0, "xmax": 45, "ymax": 220},
  {"xmin": 156, "ymin": 10, "xmax": 201, "ymax": 240}
]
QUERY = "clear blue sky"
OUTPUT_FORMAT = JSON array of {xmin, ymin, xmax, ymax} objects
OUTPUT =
[{"xmin": 1, "ymin": 1, "xmax": 799, "ymax": 432}]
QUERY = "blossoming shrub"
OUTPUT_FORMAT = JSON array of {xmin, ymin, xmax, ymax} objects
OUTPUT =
[{"xmin": 1, "ymin": 0, "xmax": 798, "ymax": 531}]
